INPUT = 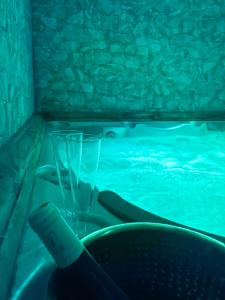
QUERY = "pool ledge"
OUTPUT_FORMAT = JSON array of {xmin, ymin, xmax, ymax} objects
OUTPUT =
[{"xmin": 98, "ymin": 190, "xmax": 225, "ymax": 245}]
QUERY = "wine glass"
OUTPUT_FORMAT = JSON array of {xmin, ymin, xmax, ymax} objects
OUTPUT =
[
  {"xmin": 67, "ymin": 133, "xmax": 101, "ymax": 237},
  {"xmin": 49, "ymin": 130, "xmax": 83, "ymax": 224}
]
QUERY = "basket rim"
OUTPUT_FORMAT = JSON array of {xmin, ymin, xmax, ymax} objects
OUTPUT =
[{"xmin": 82, "ymin": 222, "xmax": 225, "ymax": 251}]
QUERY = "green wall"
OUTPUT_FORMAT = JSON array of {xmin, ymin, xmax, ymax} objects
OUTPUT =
[
  {"xmin": 0, "ymin": 0, "xmax": 34, "ymax": 148},
  {"xmin": 31, "ymin": 0, "xmax": 225, "ymax": 114}
]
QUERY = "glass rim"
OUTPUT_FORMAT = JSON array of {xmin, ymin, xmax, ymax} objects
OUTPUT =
[
  {"xmin": 49, "ymin": 129, "xmax": 83, "ymax": 137},
  {"xmin": 67, "ymin": 133, "xmax": 102, "ymax": 142}
]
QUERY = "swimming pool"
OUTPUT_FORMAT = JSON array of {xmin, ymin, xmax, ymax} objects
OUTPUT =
[
  {"xmin": 10, "ymin": 121, "xmax": 225, "ymax": 299},
  {"xmin": 96, "ymin": 122, "xmax": 225, "ymax": 237}
]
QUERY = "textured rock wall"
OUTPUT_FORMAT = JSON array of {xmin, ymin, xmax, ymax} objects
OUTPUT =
[
  {"xmin": 0, "ymin": 0, "xmax": 34, "ymax": 148},
  {"xmin": 32, "ymin": 0, "xmax": 225, "ymax": 113}
]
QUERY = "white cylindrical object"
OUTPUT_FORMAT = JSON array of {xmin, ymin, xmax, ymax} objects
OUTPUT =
[{"xmin": 29, "ymin": 202, "xmax": 84, "ymax": 268}]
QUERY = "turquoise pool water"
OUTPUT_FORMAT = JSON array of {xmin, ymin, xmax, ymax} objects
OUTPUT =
[{"xmin": 96, "ymin": 127, "xmax": 225, "ymax": 237}]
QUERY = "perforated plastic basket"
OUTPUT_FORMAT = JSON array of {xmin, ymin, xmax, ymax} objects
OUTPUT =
[
  {"xmin": 16, "ymin": 222, "xmax": 225, "ymax": 300},
  {"xmin": 82, "ymin": 223, "xmax": 225, "ymax": 300}
]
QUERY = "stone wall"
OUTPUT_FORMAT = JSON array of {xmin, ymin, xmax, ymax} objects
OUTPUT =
[
  {"xmin": 32, "ymin": 0, "xmax": 225, "ymax": 114},
  {"xmin": 0, "ymin": 0, "xmax": 34, "ymax": 148}
]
